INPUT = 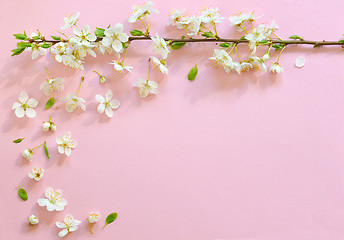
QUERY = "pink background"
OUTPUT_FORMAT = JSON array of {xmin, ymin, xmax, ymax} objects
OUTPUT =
[{"xmin": 1, "ymin": 0, "xmax": 344, "ymax": 239}]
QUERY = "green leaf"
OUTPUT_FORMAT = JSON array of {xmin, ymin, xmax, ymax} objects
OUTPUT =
[
  {"xmin": 130, "ymin": 30, "xmax": 143, "ymax": 36},
  {"xmin": 13, "ymin": 137, "xmax": 25, "ymax": 143},
  {"xmin": 11, "ymin": 47, "xmax": 26, "ymax": 56},
  {"xmin": 338, "ymin": 39, "xmax": 344, "ymax": 43},
  {"xmin": 41, "ymin": 43, "xmax": 51, "ymax": 49},
  {"xmin": 219, "ymin": 43, "xmax": 231, "ymax": 48},
  {"xmin": 103, "ymin": 212, "xmax": 118, "ymax": 228},
  {"xmin": 31, "ymin": 36, "xmax": 40, "ymax": 40},
  {"xmin": 258, "ymin": 40, "xmax": 269, "ymax": 45},
  {"xmin": 122, "ymin": 42, "xmax": 130, "ymax": 49},
  {"xmin": 51, "ymin": 35, "xmax": 61, "ymax": 40},
  {"xmin": 188, "ymin": 65, "xmax": 198, "ymax": 81},
  {"xmin": 240, "ymin": 36, "xmax": 246, "ymax": 40},
  {"xmin": 94, "ymin": 28, "xmax": 105, "ymax": 37},
  {"xmin": 313, "ymin": 44, "xmax": 321, "ymax": 48},
  {"xmin": 272, "ymin": 44, "xmax": 285, "ymax": 51},
  {"xmin": 289, "ymin": 35, "xmax": 303, "ymax": 40},
  {"xmin": 45, "ymin": 97, "xmax": 55, "ymax": 109},
  {"xmin": 17, "ymin": 42, "xmax": 32, "ymax": 48},
  {"xmin": 44, "ymin": 141, "xmax": 50, "ymax": 159},
  {"xmin": 171, "ymin": 42, "xmax": 186, "ymax": 50},
  {"xmin": 201, "ymin": 31, "xmax": 215, "ymax": 38},
  {"xmin": 14, "ymin": 33, "xmax": 27, "ymax": 40},
  {"xmin": 18, "ymin": 186, "xmax": 28, "ymax": 201}
]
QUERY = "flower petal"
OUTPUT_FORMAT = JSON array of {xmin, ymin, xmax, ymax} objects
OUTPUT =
[
  {"xmin": 97, "ymin": 103, "xmax": 105, "ymax": 113},
  {"xmin": 25, "ymin": 108, "xmax": 36, "ymax": 118},
  {"xmin": 15, "ymin": 107, "xmax": 25, "ymax": 118},
  {"xmin": 58, "ymin": 229, "xmax": 69, "ymax": 237},
  {"xmin": 105, "ymin": 107, "xmax": 113, "ymax": 117},
  {"xmin": 19, "ymin": 91, "xmax": 28, "ymax": 103}
]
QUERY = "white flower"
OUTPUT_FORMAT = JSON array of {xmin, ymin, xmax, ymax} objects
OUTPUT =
[
  {"xmin": 151, "ymin": 56, "xmax": 168, "ymax": 74},
  {"xmin": 70, "ymin": 25, "xmax": 97, "ymax": 46},
  {"xmin": 102, "ymin": 24, "xmax": 129, "ymax": 53},
  {"xmin": 245, "ymin": 24, "xmax": 268, "ymax": 54},
  {"xmin": 51, "ymin": 42, "xmax": 68, "ymax": 63},
  {"xmin": 56, "ymin": 214, "xmax": 81, "ymax": 237},
  {"xmin": 28, "ymin": 167, "xmax": 44, "ymax": 181},
  {"xmin": 270, "ymin": 62, "xmax": 283, "ymax": 73},
  {"xmin": 229, "ymin": 11, "xmax": 262, "ymax": 31},
  {"xmin": 265, "ymin": 20, "xmax": 279, "ymax": 36},
  {"xmin": 60, "ymin": 93, "xmax": 86, "ymax": 112},
  {"xmin": 37, "ymin": 187, "xmax": 68, "ymax": 211},
  {"xmin": 167, "ymin": 9, "xmax": 190, "ymax": 29},
  {"xmin": 28, "ymin": 215, "xmax": 39, "ymax": 226},
  {"xmin": 133, "ymin": 78, "xmax": 159, "ymax": 98},
  {"xmin": 87, "ymin": 211, "xmax": 100, "ymax": 223},
  {"xmin": 262, "ymin": 53, "xmax": 270, "ymax": 62},
  {"xmin": 187, "ymin": 15, "xmax": 202, "ymax": 36},
  {"xmin": 40, "ymin": 77, "xmax": 64, "ymax": 96},
  {"xmin": 23, "ymin": 148, "xmax": 33, "ymax": 161},
  {"xmin": 151, "ymin": 33, "xmax": 170, "ymax": 59},
  {"xmin": 128, "ymin": 1, "xmax": 159, "ymax": 23},
  {"xmin": 43, "ymin": 120, "xmax": 56, "ymax": 132},
  {"xmin": 110, "ymin": 60, "xmax": 133, "ymax": 73},
  {"xmin": 61, "ymin": 54, "xmax": 84, "ymax": 70},
  {"xmin": 249, "ymin": 55, "xmax": 267, "ymax": 72},
  {"xmin": 27, "ymin": 42, "xmax": 47, "ymax": 60},
  {"xmin": 95, "ymin": 90, "xmax": 120, "ymax": 118},
  {"xmin": 199, "ymin": 7, "xmax": 224, "ymax": 24},
  {"xmin": 12, "ymin": 91, "xmax": 38, "ymax": 118},
  {"xmin": 234, "ymin": 62, "xmax": 253, "ymax": 74},
  {"xmin": 56, "ymin": 132, "xmax": 77, "ymax": 157},
  {"xmin": 209, "ymin": 49, "xmax": 233, "ymax": 73},
  {"xmin": 61, "ymin": 12, "xmax": 80, "ymax": 29}
]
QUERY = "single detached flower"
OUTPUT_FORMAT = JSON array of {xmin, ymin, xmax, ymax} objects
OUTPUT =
[
  {"xmin": 151, "ymin": 56, "xmax": 168, "ymax": 74},
  {"xmin": 56, "ymin": 214, "xmax": 81, "ymax": 237},
  {"xmin": 37, "ymin": 187, "xmax": 68, "ymax": 211},
  {"xmin": 40, "ymin": 77, "xmax": 65, "ymax": 96},
  {"xmin": 128, "ymin": 1, "xmax": 159, "ymax": 23},
  {"xmin": 110, "ymin": 60, "xmax": 133, "ymax": 73},
  {"xmin": 28, "ymin": 215, "xmax": 39, "ymax": 226},
  {"xmin": 56, "ymin": 132, "xmax": 77, "ymax": 157},
  {"xmin": 61, "ymin": 12, "xmax": 80, "ymax": 29},
  {"xmin": 133, "ymin": 78, "xmax": 159, "ymax": 98},
  {"xmin": 151, "ymin": 33, "xmax": 170, "ymax": 59},
  {"xmin": 12, "ymin": 91, "xmax": 38, "ymax": 118},
  {"xmin": 102, "ymin": 23, "xmax": 129, "ymax": 53},
  {"xmin": 270, "ymin": 62, "xmax": 283, "ymax": 73},
  {"xmin": 28, "ymin": 167, "xmax": 44, "ymax": 181},
  {"xmin": 95, "ymin": 90, "xmax": 120, "ymax": 118},
  {"xmin": 87, "ymin": 211, "xmax": 100, "ymax": 234},
  {"xmin": 60, "ymin": 93, "xmax": 86, "ymax": 112},
  {"xmin": 93, "ymin": 70, "xmax": 106, "ymax": 83},
  {"xmin": 22, "ymin": 144, "xmax": 42, "ymax": 162},
  {"xmin": 43, "ymin": 119, "xmax": 56, "ymax": 132}
]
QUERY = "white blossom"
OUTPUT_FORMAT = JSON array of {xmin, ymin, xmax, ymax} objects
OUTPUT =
[
  {"xmin": 37, "ymin": 187, "xmax": 68, "ymax": 211},
  {"xmin": 61, "ymin": 53, "xmax": 84, "ymax": 70},
  {"xmin": 110, "ymin": 60, "xmax": 133, "ymax": 73},
  {"xmin": 61, "ymin": 12, "xmax": 80, "ymax": 29},
  {"xmin": 133, "ymin": 78, "xmax": 159, "ymax": 98},
  {"xmin": 151, "ymin": 56, "xmax": 168, "ymax": 74},
  {"xmin": 187, "ymin": 15, "xmax": 202, "ymax": 36},
  {"xmin": 234, "ymin": 62, "xmax": 253, "ymax": 74},
  {"xmin": 151, "ymin": 33, "xmax": 170, "ymax": 59},
  {"xmin": 23, "ymin": 148, "xmax": 33, "ymax": 161},
  {"xmin": 56, "ymin": 214, "xmax": 81, "ymax": 237},
  {"xmin": 43, "ymin": 120, "xmax": 56, "ymax": 131},
  {"xmin": 245, "ymin": 24, "xmax": 268, "ymax": 54},
  {"xmin": 249, "ymin": 55, "xmax": 267, "ymax": 72},
  {"xmin": 102, "ymin": 24, "xmax": 129, "ymax": 53},
  {"xmin": 70, "ymin": 25, "xmax": 96, "ymax": 46},
  {"xmin": 12, "ymin": 91, "xmax": 38, "ymax": 118},
  {"xmin": 28, "ymin": 167, "xmax": 44, "ymax": 181},
  {"xmin": 51, "ymin": 42, "xmax": 69, "ymax": 63},
  {"xmin": 40, "ymin": 77, "xmax": 64, "ymax": 96},
  {"xmin": 60, "ymin": 93, "xmax": 86, "ymax": 112},
  {"xmin": 262, "ymin": 53, "xmax": 270, "ymax": 62},
  {"xmin": 167, "ymin": 9, "xmax": 190, "ymax": 29},
  {"xmin": 128, "ymin": 1, "xmax": 159, "ymax": 23},
  {"xmin": 26, "ymin": 42, "xmax": 47, "ymax": 60},
  {"xmin": 209, "ymin": 49, "xmax": 234, "ymax": 73},
  {"xmin": 229, "ymin": 11, "xmax": 262, "ymax": 31},
  {"xmin": 28, "ymin": 215, "xmax": 39, "ymax": 226},
  {"xmin": 199, "ymin": 7, "xmax": 224, "ymax": 24},
  {"xmin": 56, "ymin": 132, "xmax": 77, "ymax": 157},
  {"xmin": 87, "ymin": 211, "xmax": 100, "ymax": 224},
  {"xmin": 270, "ymin": 62, "xmax": 283, "ymax": 73},
  {"xmin": 95, "ymin": 90, "xmax": 120, "ymax": 118}
]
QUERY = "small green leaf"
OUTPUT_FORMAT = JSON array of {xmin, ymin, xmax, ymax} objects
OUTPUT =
[
  {"xmin": 18, "ymin": 186, "xmax": 28, "ymax": 201},
  {"xmin": 94, "ymin": 28, "xmax": 105, "ymax": 37},
  {"xmin": 171, "ymin": 42, "xmax": 186, "ymax": 50},
  {"xmin": 51, "ymin": 35, "xmax": 61, "ymax": 40},
  {"xmin": 11, "ymin": 47, "xmax": 26, "ymax": 56},
  {"xmin": 13, "ymin": 33, "xmax": 27, "ymax": 40},
  {"xmin": 130, "ymin": 30, "xmax": 143, "ymax": 36},
  {"xmin": 219, "ymin": 43, "xmax": 231, "ymax": 48},
  {"xmin": 240, "ymin": 36, "xmax": 246, "ymax": 40},
  {"xmin": 103, "ymin": 212, "xmax": 118, "ymax": 228},
  {"xmin": 17, "ymin": 42, "xmax": 32, "ymax": 48},
  {"xmin": 313, "ymin": 44, "xmax": 321, "ymax": 48},
  {"xmin": 338, "ymin": 39, "xmax": 344, "ymax": 43},
  {"xmin": 272, "ymin": 44, "xmax": 285, "ymax": 51},
  {"xmin": 289, "ymin": 35, "xmax": 303, "ymax": 40},
  {"xmin": 201, "ymin": 31, "xmax": 215, "ymax": 38},
  {"xmin": 44, "ymin": 141, "xmax": 50, "ymax": 159},
  {"xmin": 122, "ymin": 42, "xmax": 130, "ymax": 49},
  {"xmin": 188, "ymin": 64, "xmax": 198, "ymax": 81},
  {"xmin": 45, "ymin": 97, "xmax": 55, "ymax": 109},
  {"xmin": 41, "ymin": 43, "xmax": 51, "ymax": 49},
  {"xmin": 258, "ymin": 40, "xmax": 269, "ymax": 45},
  {"xmin": 13, "ymin": 137, "xmax": 25, "ymax": 143}
]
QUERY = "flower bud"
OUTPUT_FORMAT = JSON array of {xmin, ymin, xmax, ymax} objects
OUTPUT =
[
  {"xmin": 28, "ymin": 215, "xmax": 39, "ymax": 226},
  {"xmin": 99, "ymin": 75, "xmax": 106, "ymax": 83},
  {"xmin": 42, "ymin": 122, "xmax": 50, "ymax": 131},
  {"xmin": 23, "ymin": 149, "xmax": 33, "ymax": 161},
  {"xmin": 262, "ymin": 53, "xmax": 270, "ymax": 62}
]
